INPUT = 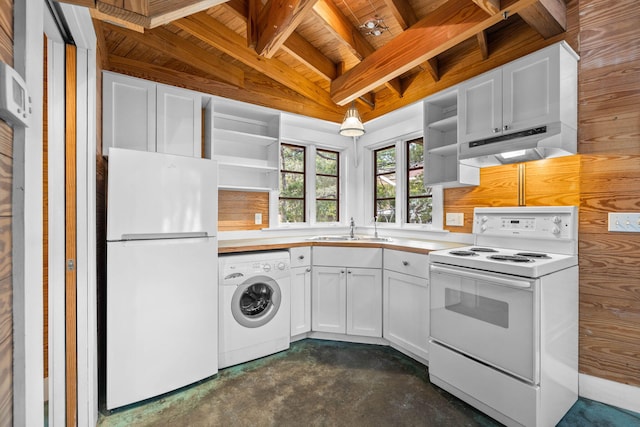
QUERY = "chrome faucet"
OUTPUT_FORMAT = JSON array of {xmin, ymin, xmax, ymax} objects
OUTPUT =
[
  {"xmin": 373, "ymin": 216, "xmax": 379, "ymax": 238},
  {"xmin": 349, "ymin": 217, "xmax": 356, "ymax": 239}
]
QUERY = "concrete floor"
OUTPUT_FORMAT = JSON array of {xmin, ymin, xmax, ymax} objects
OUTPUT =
[{"xmin": 98, "ymin": 339, "xmax": 640, "ymax": 427}]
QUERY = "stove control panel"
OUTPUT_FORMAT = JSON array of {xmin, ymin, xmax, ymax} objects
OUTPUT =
[{"xmin": 473, "ymin": 207, "xmax": 577, "ymax": 239}]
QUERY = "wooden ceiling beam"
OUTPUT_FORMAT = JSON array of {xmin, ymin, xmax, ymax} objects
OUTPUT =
[
  {"xmin": 172, "ymin": 13, "xmax": 339, "ymax": 111},
  {"xmin": 381, "ymin": 0, "xmax": 418, "ymax": 29},
  {"xmin": 477, "ymin": 30, "xmax": 489, "ymax": 60},
  {"xmin": 103, "ymin": 22, "xmax": 245, "ymax": 87},
  {"xmin": 56, "ymin": 0, "xmax": 96, "ymax": 8},
  {"xmin": 330, "ymin": 0, "xmax": 541, "ymax": 105},
  {"xmin": 255, "ymin": 0, "xmax": 318, "ymax": 58},
  {"xmin": 311, "ymin": 0, "xmax": 374, "ymax": 60},
  {"xmin": 424, "ymin": 57, "xmax": 439, "ymax": 82},
  {"xmin": 90, "ymin": 7, "xmax": 146, "ymax": 32},
  {"xmin": 518, "ymin": 0, "xmax": 566, "ymax": 39},
  {"xmin": 223, "ymin": 0, "xmax": 337, "ymax": 81}
]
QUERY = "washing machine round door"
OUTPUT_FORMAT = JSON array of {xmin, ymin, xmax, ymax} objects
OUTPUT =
[{"xmin": 231, "ymin": 275, "xmax": 282, "ymax": 328}]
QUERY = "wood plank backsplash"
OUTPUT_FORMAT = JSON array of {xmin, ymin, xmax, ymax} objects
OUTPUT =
[{"xmin": 218, "ymin": 190, "xmax": 270, "ymax": 231}]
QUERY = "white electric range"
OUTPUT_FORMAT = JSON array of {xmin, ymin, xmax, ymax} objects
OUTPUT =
[{"xmin": 428, "ymin": 206, "xmax": 579, "ymax": 427}]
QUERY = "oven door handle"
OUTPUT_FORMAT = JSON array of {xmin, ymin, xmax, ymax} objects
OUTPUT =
[{"xmin": 430, "ymin": 265, "xmax": 533, "ymax": 289}]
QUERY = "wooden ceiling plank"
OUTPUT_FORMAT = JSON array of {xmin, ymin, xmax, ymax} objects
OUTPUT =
[
  {"xmin": 172, "ymin": 13, "xmax": 339, "ymax": 111},
  {"xmin": 99, "ymin": 0, "xmax": 123, "ymax": 7},
  {"xmin": 330, "ymin": 0, "xmax": 540, "ymax": 105},
  {"xmin": 256, "ymin": 0, "xmax": 318, "ymax": 58},
  {"xmin": 381, "ymin": 0, "xmax": 418, "ymax": 29},
  {"xmin": 472, "ymin": 0, "xmax": 501, "ymax": 15},
  {"xmin": 384, "ymin": 79, "xmax": 403, "ymax": 97},
  {"xmin": 91, "ymin": 7, "xmax": 147, "ymax": 32},
  {"xmin": 147, "ymin": 1, "xmax": 229, "ymax": 28},
  {"xmin": 518, "ymin": 0, "xmax": 566, "ymax": 39},
  {"xmin": 477, "ymin": 30, "xmax": 489, "ymax": 59},
  {"xmin": 104, "ymin": 22, "xmax": 245, "ymax": 87},
  {"xmin": 247, "ymin": 0, "xmax": 259, "ymax": 48}
]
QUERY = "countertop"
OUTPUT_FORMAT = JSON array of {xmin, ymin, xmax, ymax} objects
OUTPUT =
[{"xmin": 218, "ymin": 235, "xmax": 465, "ymax": 255}]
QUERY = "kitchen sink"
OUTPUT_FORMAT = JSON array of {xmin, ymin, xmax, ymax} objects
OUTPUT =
[{"xmin": 307, "ymin": 235, "xmax": 392, "ymax": 242}]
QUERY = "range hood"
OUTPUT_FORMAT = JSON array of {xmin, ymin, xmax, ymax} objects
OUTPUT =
[{"xmin": 459, "ymin": 122, "xmax": 577, "ymax": 167}]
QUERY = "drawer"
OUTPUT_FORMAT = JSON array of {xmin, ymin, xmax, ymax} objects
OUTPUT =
[
  {"xmin": 383, "ymin": 249, "xmax": 429, "ymax": 279},
  {"xmin": 290, "ymin": 246, "xmax": 311, "ymax": 267},
  {"xmin": 313, "ymin": 247, "xmax": 382, "ymax": 269}
]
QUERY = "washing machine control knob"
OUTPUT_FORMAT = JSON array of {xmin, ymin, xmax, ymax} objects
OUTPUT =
[
  {"xmin": 277, "ymin": 262, "xmax": 287, "ymax": 270},
  {"xmin": 262, "ymin": 263, "xmax": 271, "ymax": 272}
]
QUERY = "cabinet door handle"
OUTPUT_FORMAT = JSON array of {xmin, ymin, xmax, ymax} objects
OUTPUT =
[
  {"xmin": 298, "ymin": 255, "xmax": 305, "ymax": 260},
  {"xmin": 347, "ymin": 270, "xmax": 352, "ymax": 274},
  {"xmin": 503, "ymin": 125, "xmax": 510, "ymax": 131},
  {"xmin": 341, "ymin": 270, "xmax": 346, "ymax": 274},
  {"xmin": 402, "ymin": 261, "xmax": 409, "ymax": 266},
  {"xmin": 493, "ymin": 128, "xmax": 500, "ymax": 133},
  {"xmin": 306, "ymin": 267, "xmax": 311, "ymax": 272}
]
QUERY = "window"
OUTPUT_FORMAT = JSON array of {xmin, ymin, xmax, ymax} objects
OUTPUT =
[
  {"xmin": 316, "ymin": 149, "xmax": 340, "ymax": 222},
  {"xmin": 279, "ymin": 144, "xmax": 305, "ymax": 223},
  {"xmin": 374, "ymin": 145, "xmax": 396, "ymax": 223},
  {"xmin": 406, "ymin": 138, "xmax": 432, "ymax": 224}
]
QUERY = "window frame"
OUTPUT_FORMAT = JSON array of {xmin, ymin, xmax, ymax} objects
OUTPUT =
[
  {"xmin": 373, "ymin": 145, "xmax": 397, "ymax": 224},
  {"xmin": 405, "ymin": 137, "xmax": 432, "ymax": 225},
  {"xmin": 279, "ymin": 143, "xmax": 307, "ymax": 224},
  {"xmin": 315, "ymin": 147, "xmax": 341, "ymax": 223}
]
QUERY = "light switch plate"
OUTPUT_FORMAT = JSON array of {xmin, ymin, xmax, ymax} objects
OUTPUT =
[
  {"xmin": 255, "ymin": 213, "xmax": 262, "ymax": 225},
  {"xmin": 608, "ymin": 212, "xmax": 640, "ymax": 232},
  {"xmin": 446, "ymin": 212, "xmax": 464, "ymax": 226}
]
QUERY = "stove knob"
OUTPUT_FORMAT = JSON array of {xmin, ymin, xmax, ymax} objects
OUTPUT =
[
  {"xmin": 263, "ymin": 263, "xmax": 272, "ymax": 272},
  {"xmin": 277, "ymin": 262, "xmax": 286, "ymax": 270},
  {"xmin": 481, "ymin": 225, "xmax": 487, "ymax": 232},
  {"xmin": 552, "ymin": 226, "xmax": 561, "ymax": 235},
  {"xmin": 481, "ymin": 215, "xmax": 489, "ymax": 223},
  {"xmin": 552, "ymin": 216, "xmax": 562, "ymax": 224}
]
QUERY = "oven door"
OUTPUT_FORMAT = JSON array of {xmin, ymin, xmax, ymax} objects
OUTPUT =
[{"xmin": 430, "ymin": 264, "xmax": 539, "ymax": 383}]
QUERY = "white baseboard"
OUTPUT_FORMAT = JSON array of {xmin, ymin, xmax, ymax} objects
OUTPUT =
[{"xmin": 579, "ymin": 373, "xmax": 640, "ymax": 414}]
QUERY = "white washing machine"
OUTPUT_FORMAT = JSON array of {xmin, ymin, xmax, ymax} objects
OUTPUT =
[{"xmin": 218, "ymin": 251, "xmax": 291, "ymax": 369}]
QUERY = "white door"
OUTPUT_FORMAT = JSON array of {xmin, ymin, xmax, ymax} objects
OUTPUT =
[
  {"xmin": 383, "ymin": 270, "xmax": 429, "ymax": 360},
  {"xmin": 312, "ymin": 266, "xmax": 346, "ymax": 334},
  {"xmin": 502, "ymin": 48, "xmax": 560, "ymax": 133},
  {"xmin": 290, "ymin": 266, "xmax": 311, "ymax": 336},
  {"xmin": 458, "ymin": 68, "xmax": 502, "ymax": 144},
  {"xmin": 430, "ymin": 264, "xmax": 537, "ymax": 382},
  {"xmin": 103, "ymin": 72, "xmax": 156, "ymax": 154},
  {"xmin": 156, "ymin": 85, "xmax": 202, "ymax": 157},
  {"xmin": 346, "ymin": 268, "xmax": 382, "ymax": 337}
]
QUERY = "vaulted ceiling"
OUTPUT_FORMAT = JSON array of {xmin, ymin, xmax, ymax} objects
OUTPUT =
[{"xmin": 60, "ymin": 0, "xmax": 570, "ymax": 122}]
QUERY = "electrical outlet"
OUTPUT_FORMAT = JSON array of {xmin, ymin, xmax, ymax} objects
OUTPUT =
[
  {"xmin": 446, "ymin": 212, "xmax": 464, "ymax": 226},
  {"xmin": 608, "ymin": 212, "xmax": 640, "ymax": 232},
  {"xmin": 255, "ymin": 213, "xmax": 262, "ymax": 225}
]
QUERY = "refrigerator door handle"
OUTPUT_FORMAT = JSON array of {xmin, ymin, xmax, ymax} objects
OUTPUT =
[{"xmin": 120, "ymin": 231, "xmax": 209, "ymax": 240}]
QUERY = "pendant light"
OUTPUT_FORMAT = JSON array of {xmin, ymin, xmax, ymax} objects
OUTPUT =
[{"xmin": 339, "ymin": 102, "xmax": 365, "ymax": 137}]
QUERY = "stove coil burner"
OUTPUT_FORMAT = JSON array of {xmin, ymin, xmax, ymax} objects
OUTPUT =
[
  {"xmin": 470, "ymin": 247, "xmax": 499, "ymax": 253},
  {"xmin": 449, "ymin": 250, "xmax": 479, "ymax": 257},
  {"xmin": 515, "ymin": 252, "xmax": 551, "ymax": 259},
  {"xmin": 488, "ymin": 254, "xmax": 534, "ymax": 263}
]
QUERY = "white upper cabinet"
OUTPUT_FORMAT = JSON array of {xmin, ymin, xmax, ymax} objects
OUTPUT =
[
  {"xmin": 459, "ymin": 42, "xmax": 578, "ymax": 145},
  {"xmin": 156, "ymin": 85, "xmax": 202, "ymax": 157},
  {"xmin": 103, "ymin": 72, "xmax": 156, "ymax": 154},
  {"xmin": 103, "ymin": 72, "xmax": 202, "ymax": 158}
]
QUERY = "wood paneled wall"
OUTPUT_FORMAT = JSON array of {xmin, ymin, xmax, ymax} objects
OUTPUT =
[
  {"xmin": 575, "ymin": 0, "xmax": 640, "ymax": 387},
  {"xmin": 0, "ymin": 0, "xmax": 12, "ymax": 423}
]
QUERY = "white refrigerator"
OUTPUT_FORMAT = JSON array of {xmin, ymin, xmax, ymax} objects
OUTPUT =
[{"xmin": 106, "ymin": 148, "xmax": 218, "ymax": 410}]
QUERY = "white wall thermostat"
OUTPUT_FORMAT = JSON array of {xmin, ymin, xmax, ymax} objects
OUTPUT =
[{"xmin": 0, "ymin": 61, "xmax": 32, "ymax": 128}]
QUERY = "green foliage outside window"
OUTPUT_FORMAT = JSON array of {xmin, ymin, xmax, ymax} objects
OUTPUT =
[
  {"xmin": 280, "ymin": 144, "xmax": 305, "ymax": 223},
  {"xmin": 316, "ymin": 149, "xmax": 339, "ymax": 222},
  {"xmin": 375, "ymin": 146, "xmax": 396, "ymax": 222}
]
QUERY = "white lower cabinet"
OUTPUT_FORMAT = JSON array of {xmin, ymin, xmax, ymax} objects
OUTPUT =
[
  {"xmin": 290, "ymin": 247, "xmax": 312, "ymax": 336},
  {"xmin": 312, "ymin": 247, "xmax": 383, "ymax": 337},
  {"xmin": 383, "ymin": 250, "xmax": 430, "ymax": 361}
]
